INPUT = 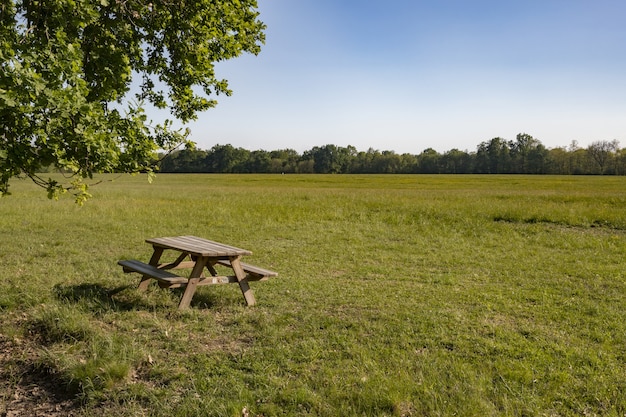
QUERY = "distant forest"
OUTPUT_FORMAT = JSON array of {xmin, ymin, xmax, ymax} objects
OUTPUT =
[{"xmin": 158, "ymin": 133, "xmax": 625, "ymax": 175}]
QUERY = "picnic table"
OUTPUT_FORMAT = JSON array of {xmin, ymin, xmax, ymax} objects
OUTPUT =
[{"xmin": 118, "ymin": 236, "xmax": 277, "ymax": 309}]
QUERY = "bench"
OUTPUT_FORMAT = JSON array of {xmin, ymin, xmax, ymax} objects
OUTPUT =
[
  {"xmin": 119, "ymin": 236, "xmax": 277, "ymax": 308},
  {"xmin": 118, "ymin": 259, "xmax": 278, "ymax": 286},
  {"xmin": 214, "ymin": 259, "xmax": 278, "ymax": 281},
  {"xmin": 118, "ymin": 259, "xmax": 188, "ymax": 287}
]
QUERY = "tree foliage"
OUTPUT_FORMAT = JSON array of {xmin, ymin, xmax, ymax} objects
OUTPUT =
[
  {"xmin": 159, "ymin": 135, "xmax": 626, "ymax": 176},
  {"xmin": 0, "ymin": 0, "xmax": 265, "ymax": 202}
]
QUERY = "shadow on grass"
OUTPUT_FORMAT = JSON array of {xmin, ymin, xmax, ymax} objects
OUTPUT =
[
  {"xmin": 52, "ymin": 282, "xmax": 222, "ymax": 311},
  {"xmin": 53, "ymin": 283, "xmax": 137, "ymax": 312},
  {"xmin": 185, "ymin": 290, "xmax": 222, "ymax": 309}
]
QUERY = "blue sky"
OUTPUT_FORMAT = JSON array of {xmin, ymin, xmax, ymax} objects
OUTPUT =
[{"xmin": 183, "ymin": 0, "xmax": 626, "ymax": 154}]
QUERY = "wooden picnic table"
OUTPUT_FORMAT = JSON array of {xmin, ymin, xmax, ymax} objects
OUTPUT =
[{"xmin": 118, "ymin": 236, "xmax": 277, "ymax": 309}]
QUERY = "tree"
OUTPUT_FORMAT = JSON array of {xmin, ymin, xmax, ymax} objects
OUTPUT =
[
  {"xmin": 351, "ymin": 148, "xmax": 380, "ymax": 173},
  {"xmin": 303, "ymin": 145, "xmax": 356, "ymax": 174},
  {"xmin": 244, "ymin": 150, "xmax": 271, "ymax": 173},
  {"xmin": 0, "ymin": 0, "xmax": 265, "ymax": 202},
  {"xmin": 441, "ymin": 149, "xmax": 473, "ymax": 173},
  {"xmin": 547, "ymin": 147, "xmax": 569, "ymax": 174},
  {"xmin": 204, "ymin": 144, "xmax": 250, "ymax": 173},
  {"xmin": 475, "ymin": 137, "xmax": 511, "ymax": 174},
  {"xmin": 417, "ymin": 148, "xmax": 441, "ymax": 174},
  {"xmin": 526, "ymin": 143, "xmax": 548, "ymax": 174},
  {"xmin": 159, "ymin": 149, "xmax": 207, "ymax": 173},
  {"xmin": 587, "ymin": 140, "xmax": 618, "ymax": 174},
  {"xmin": 510, "ymin": 133, "xmax": 541, "ymax": 173},
  {"xmin": 373, "ymin": 150, "xmax": 402, "ymax": 174},
  {"xmin": 614, "ymin": 146, "xmax": 625, "ymax": 175},
  {"xmin": 269, "ymin": 149, "xmax": 299, "ymax": 173}
]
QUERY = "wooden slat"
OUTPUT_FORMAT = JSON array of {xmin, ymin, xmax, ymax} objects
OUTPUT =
[
  {"xmin": 157, "ymin": 252, "xmax": 190, "ymax": 270},
  {"xmin": 198, "ymin": 276, "xmax": 239, "ymax": 285},
  {"xmin": 230, "ymin": 257, "xmax": 256, "ymax": 306},
  {"xmin": 146, "ymin": 236, "xmax": 252, "ymax": 257},
  {"xmin": 215, "ymin": 259, "xmax": 278, "ymax": 278},
  {"xmin": 178, "ymin": 257, "xmax": 209, "ymax": 309},
  {"xmin": 164, "ymin": 276, "xmax": 265, "ymax": 288},
  {"xmin": 159, "ymin": 260, "xmax": 196, "ymax": 270},
  {"xmin": 118, "ymin": 260, "xmax": 188, "ymax": 284}
]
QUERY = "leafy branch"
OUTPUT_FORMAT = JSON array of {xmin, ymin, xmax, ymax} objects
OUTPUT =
[{"xmin": 0, "ymin": 0, "xmax": 265, "ymax": 202}]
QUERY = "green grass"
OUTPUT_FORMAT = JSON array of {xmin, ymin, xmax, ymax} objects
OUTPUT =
[{"xmin": 1, "ymin": 174, "xmax": 626, "ymax": 416}]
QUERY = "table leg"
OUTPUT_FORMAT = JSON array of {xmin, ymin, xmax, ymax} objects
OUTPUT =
[
  {"xmin": 230, "ymin": 256, "xmax": 256, "ymax": 306},
  {"xmin": 205, "ymin": 261, "xmax": 219, "ymax": 276},
  {"xmin": 138, "ymin": 247, "xmax": 164, "ymax": 291},
  {"xmin": 178, "ymin": 256, "xmax": 208, "ymax": 309}
]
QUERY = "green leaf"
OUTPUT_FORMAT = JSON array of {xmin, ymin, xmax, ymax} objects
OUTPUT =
[{"xmin": 1, "ymin": 0, "xmax": 265, "ymax": 203}]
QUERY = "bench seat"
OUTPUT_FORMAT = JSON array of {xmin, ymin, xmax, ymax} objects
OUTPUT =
[
  {"xmin": 215, "ymin": 259, "xmax": 278, "ymax": 281},
  {"xmin": 118, "ymin": 259, "xmax": 188, "ymax": 285}
]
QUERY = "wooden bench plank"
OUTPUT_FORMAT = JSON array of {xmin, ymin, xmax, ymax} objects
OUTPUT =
[
  {"xmin": 118, "ymin": 259, "xmax": 188, "ymax": 285},
  {"xmin": 215, "ymin": 260, "xmax": 278, "ymax": 279},
  {"xmin": 119, "ymin": 259, "xmax": 272, "ymax": 285},
  {"xmin": 158, "ymin": 260, "xmax": 196, "ymax": 270}
]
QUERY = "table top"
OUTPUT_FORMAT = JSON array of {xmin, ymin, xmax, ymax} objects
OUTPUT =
[{"xmin": 146, "ymin": 236, "xmax": 252, "ymax": 257}]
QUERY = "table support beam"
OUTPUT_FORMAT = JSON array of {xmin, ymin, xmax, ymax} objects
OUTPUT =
[
  {"xmin": 230, "ymin": 256, "xmax": 256, "ymax": 306},
  {"xmin": 178, "ymin": 257, "xmax": 209, "ymax": 309},
  {"xmin": 139, "ymin": 247, "xmax": 164, "ymax": 291}
]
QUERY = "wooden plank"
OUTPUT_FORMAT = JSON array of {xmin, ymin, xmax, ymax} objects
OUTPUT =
[
  {"xmin": 146, "ymin": 236, "xmax": 252, "ymax": 257},
  {"xmin": 165, "ymin": 276, "xmax": 261, "ymax": 287},
  {"xmin": 198, "ymin": 276, "xmax": 238, "ymax": 285},
  {"xmin": 158, "ymin": 252, "xmax": 190, "ymax": 270},
  {"xmin": 139, "ymin": 247, "xmax": 164, "ymax": 290},
  {"xmin": 157, "ymin": 260, "xmax": 274, "ymax": 281},
  {"xmin": 215, "ymin": 259, "xmax": 278, "ymax": 278},
  {"xmin": 118, "ymin": 259, "xmax": 187, "ymax": 290},
  {"xmin": 158, "ymin": 260, "xmax": 196, "ymax": 270},
  {"xmin": 230, "ymin": 257, "xmax": 256, "ymax": 306},
  {"xmin": 178, "ymin": 277, "xmax": 199, "ymax": 309},
  {"xmin": 119, "ymin": 259, "xmax": 178, "ymax": 279},
  {"xmin": 177, "ymin": 256, "xmax": 208, "ymax": 309}
]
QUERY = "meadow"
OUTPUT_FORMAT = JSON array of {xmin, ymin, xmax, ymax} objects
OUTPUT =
[{"xmin": 1, "ymin": 174, "xmax": 625, "ymax": 416}]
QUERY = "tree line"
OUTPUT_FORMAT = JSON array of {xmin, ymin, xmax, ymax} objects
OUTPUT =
[{"xmin": 159, "ymin": 134, "xmax": 625, "ymax": 175}]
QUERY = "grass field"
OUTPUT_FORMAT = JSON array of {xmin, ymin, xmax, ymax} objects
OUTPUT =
[{"xmin": 1, "ymin": 174, "xmax": 626, "ymax": 416}]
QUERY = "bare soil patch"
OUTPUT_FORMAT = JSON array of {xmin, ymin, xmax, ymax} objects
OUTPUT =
[{"xmin": 0, "ymin": 336, "xmax": 79, "ymax": 417}]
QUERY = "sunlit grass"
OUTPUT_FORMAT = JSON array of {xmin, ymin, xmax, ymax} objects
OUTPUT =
[{"xmin": 1, "ymin": 174, "xmax": 625, "ymax": 416}]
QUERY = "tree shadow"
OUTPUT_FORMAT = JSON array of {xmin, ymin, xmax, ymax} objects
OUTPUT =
[{"xmin": 53, "ymin": 282, "xmax": 146, "ymax": 312}]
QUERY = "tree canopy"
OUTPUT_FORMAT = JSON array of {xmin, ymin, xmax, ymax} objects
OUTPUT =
[
  {"xmin": 158, "ymin": 137, "xmax": 626, "ymax": 176},
  {"xmin": 0, "ymin": 0, "xmax": 265, "ymax": 203}
]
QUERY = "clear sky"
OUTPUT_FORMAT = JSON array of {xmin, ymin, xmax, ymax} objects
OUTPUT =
[{"xmin": 183, "ymin": 0, "xmax": 626, "ymax": 154}]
